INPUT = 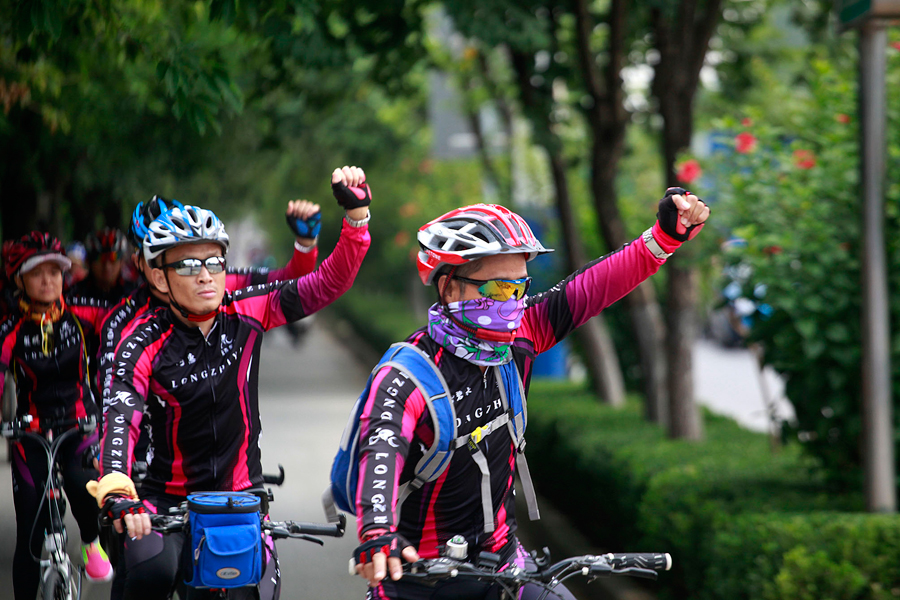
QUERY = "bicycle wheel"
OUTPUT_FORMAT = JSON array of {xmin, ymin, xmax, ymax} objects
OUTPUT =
[{"xmin": 41, "ymin": 565, "xmax": 74, "ymax": 600}]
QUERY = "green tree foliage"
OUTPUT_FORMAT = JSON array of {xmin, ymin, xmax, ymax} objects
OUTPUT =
[
  {"xmin": 699, "ymin": 41, "xmax": 900, "ymax": 488},
  {"xmin": 0, "ymin": 0, "xmax": 256, "ymax": 237}
]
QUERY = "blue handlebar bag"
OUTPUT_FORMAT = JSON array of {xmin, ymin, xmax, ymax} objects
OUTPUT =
[{"xmin": 185, "ymin": 492, "xmax": 263, "ymax": 589}]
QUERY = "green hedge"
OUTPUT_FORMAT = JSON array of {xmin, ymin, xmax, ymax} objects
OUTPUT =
[
  {"xmin": 526, "ymin": 381, "xmax": 872, "ymax": 600},
  {"xmin": 707, "ymin": 512, "xmax": 900, "ymax": 600},
  {"xmin": 330, "ymin": 293, "xmax": 898, "ymax": 600}
]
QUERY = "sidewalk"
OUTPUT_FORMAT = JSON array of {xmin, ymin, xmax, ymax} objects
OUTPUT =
[{"xmin": 693, "ymin": 338, "xmax": 794, "ymax": 433}]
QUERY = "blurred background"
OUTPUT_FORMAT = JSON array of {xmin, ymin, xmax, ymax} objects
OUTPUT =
[{"xmin": 3, "ymin": 0, "xmax": 900, "ymax": 598}]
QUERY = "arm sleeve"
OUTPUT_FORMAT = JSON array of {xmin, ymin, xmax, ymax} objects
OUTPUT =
[
  {"xmin": 225, "ymin": 244, "xmax": 318, "ymax": 289},
  {"xmin": 0, "ymin": 316, "xmax": 20, "ymax": 395},
  {"xmin": 355, "ymin": 365, "xmax": 428, "ymax": 539},
  {"xmin": 99, "ymin": 325, "xmax": 159, "ymax": 477},
  {"xmin": 522, "ymin": 234, "xmax": 667, "ymax": 355},
  {"xmin": 67, "ymin": 298, "xmax": 112, "ymax": 331},
  {"xmin": 96, "ymin": 299, "xmax": 139, "ymax": 398},
  {"xmin": 228, "ymin": 219, "xmax": 370, "ymax": 330}
]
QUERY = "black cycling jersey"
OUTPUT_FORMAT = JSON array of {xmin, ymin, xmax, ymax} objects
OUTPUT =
[
  {"xmin": 100, "ymin": 220, "xmax": 367, "ymax": 497},
  {"xmin": 0, "ymin": 295, "xmax": 109, "ymax": 423}
]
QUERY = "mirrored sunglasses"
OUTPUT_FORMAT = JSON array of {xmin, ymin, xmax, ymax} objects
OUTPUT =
[
  {"xmin": 160, "ymin": 256, "xmax": 226, "ymax": 276},
  {"xmin": 452, "ymin": 276, "xmax": 532, "ymax": 301}
]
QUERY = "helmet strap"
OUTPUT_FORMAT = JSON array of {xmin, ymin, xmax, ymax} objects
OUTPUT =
[
  {"xmin": 438, "ymin": 266, "xmax": 458, "ymax": 306},
  {"xmin": 163, "ymin": 269, "xmax": 218, "ymax": 323}
]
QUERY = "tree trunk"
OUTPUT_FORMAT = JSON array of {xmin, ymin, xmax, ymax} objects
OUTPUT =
[
  {"xmin": 508, "ymin": 47, "xmax": 626, "ymax": 405},
  {"xmin": 589, "ymin": 140, "xmax": 668, "ymax": 422},
  {"xmin": 573, "ymin": 0, "xmax": 668, "ymax": 422},
  {"xmin": 549, "ymin": 152, "xmax": 625, "ymax": 406},
  {"xmin": 649, "ymin": 0, "xmax": 722, "ymax": 440},
  {"xmin": 665, "ymin": 254, "xmax": 702, "ymax": 439}
]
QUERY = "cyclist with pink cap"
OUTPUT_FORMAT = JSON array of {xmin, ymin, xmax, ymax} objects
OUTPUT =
[
  {"xmin": 0, "ymin": 232, "xmax": 115, "ymax": 598},
  {"xmin": 350, "ymin": 188, "xmax": 709, "ymax": 600}
]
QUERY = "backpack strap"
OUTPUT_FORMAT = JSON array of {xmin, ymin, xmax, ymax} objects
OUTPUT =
[
  {"xmin": 324, "ymin": 342, "xmax": 454, "ymax": 524},
  {"xmin": 383, "ymin": 344, "xmax": 457, "ymax": 513},
  {"xmin": 451, "ymin": 410, "xmax": 512, "ymax": 533},
  {"xmin": 496, "ymin": 362, "xmax": 540, "ymax": 523}
]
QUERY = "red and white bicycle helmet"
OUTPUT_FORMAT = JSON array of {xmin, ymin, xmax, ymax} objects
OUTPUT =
[
  {"xmin": 85, "ymin": 227, "xmax": 129, "ymax": 260},
  {"xmin": 416, "ymin": 204, "xmax": 553, "ymax": 285},
  {"xmin": 4, "ymin": 231, "xmax": 71, "ymax": 280}
]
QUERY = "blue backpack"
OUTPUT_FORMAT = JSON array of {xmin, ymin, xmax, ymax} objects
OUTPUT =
[
  {"xmin": 185, "ymin": 492, "xmax": 263, "ymax": 589},
  {"xmin": 323, "ymin": 342, "xmax": 540, "ymax": 533}
]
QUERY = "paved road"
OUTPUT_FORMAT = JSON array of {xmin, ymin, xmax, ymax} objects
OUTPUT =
[{"xmin": 694, "ymin": 338, "xmax": 794, "ymax": 433}]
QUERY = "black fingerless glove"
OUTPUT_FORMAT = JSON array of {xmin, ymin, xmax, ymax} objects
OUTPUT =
[
  {"xmin": 656, "ymin": 187, "xmax": 707, "ymax": 242},
  {"xmin": 353, "ymin": 532, "xmax": 411, "ymax": 565},
  {"xmin": 332, "ymin": 179, "xmax": 372, "ymax": 210},
  {"xmin": 286, "ymin": 211, "xmax": 322, "ymax": 239},
  {"xmin": 102, "ymin": 496, "xmax": 146, "ymax": 523}
]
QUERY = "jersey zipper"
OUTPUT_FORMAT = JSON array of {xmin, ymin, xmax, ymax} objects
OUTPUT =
[{"xmin": 203, "ymin": 333, "xmax": 218, "ymax": 482}]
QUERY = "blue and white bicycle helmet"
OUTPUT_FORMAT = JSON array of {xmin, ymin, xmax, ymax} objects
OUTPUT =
[
  {"xmin": 143, "ymin": 205, "xmax": 230, "ymax": 263},
  {"xmin": 130, "ymin": 195, "xmax": 185, "ymax": 248}
]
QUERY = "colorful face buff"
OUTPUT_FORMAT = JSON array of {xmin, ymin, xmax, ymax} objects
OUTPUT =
[{"xmin": 427, "ymin": 297, "xmax": 525, "ymax": 366}]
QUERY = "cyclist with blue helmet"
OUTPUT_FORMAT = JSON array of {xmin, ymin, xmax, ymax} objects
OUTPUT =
[
  {"xmin": 89, "ymin": 166, "xmax": 372, "ymax": 600},
  {"xmin": 96, "ymin": 195, "xmax": 321, "ymax": 430}
]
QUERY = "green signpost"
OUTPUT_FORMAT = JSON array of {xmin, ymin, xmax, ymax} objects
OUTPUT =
[{"xmin": 837, "ymin": 0, "xmax": 900, "ymax": 29}]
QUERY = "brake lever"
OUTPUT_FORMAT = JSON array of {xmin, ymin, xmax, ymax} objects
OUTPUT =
[
  {"xmin": 287, "ymin": 533, "xmax": 324, "ymax": 545},
  {"xmin": 611, "ymin": 567, "xmax": 659, "ymax": 580}
]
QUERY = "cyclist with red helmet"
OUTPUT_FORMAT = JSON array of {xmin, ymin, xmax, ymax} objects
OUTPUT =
[
  {"xmin": 0, "ymin": 231, "xmax": 114, "ymax": 599},
  {"xmin": 349, "ymin": 189, "xmax": 709, "ymax": 600},
  {"xmin": 89, "ymin": 166, "xmax": 372, "ymax": 600},
  {"xmin": 70, "ymin": 227, "xmax": 136, "ymax": 304}
]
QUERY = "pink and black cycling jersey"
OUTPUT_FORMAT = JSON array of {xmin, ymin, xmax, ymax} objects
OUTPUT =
[
  {"xmin": 0, "ymin": 295, "xmax": 109, "ymax": 424},
  {"xmin": 100, "ymin": 221, "xmax": 366, "ymax": 497},
  {"xmin": 355, "ymin": 235, "xmax": 670, "ymax": 558},
  {"xmin": 96, "ymin": 245, "xmax": 318, "ymax": 402}
]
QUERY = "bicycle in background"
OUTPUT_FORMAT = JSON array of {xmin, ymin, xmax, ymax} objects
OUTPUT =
[{"xmin": 2, "ymin": 414, "xmax": 99, "ymax": 600}]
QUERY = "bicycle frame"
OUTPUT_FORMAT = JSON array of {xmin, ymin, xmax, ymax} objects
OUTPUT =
[{"xmin": 3, "ymin": 416, "xmax": 96, "ymax": 600}]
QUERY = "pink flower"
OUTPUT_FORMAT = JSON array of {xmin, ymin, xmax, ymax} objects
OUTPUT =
[
  {"xmin": 735, "ymin": 132, "xmax": 757, "ymax": 154},
  {"xmin": 676, "ymin": 159, "xmax": 702, "ymax": 184},
  {"xmin": 835, "ymin": 113, "xmax": 850, "ymax": 124},
  {"xmin": 794, "ymin": 149, "xmax": 816, "ymax": 170},
  {"xmin": 891, "ymin": 42, "xmax": 900, "ymax": 51},
  {"xmin": 741, "ymin": 118, "xmax": 753, "ymax": 127}
]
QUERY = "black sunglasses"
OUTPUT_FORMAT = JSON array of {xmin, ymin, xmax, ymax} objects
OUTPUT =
[{"xmin": 160, "ymin": 256, "xmax": 226, "ymax": 276}]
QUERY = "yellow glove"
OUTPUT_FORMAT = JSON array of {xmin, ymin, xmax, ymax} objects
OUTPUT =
[{"xmin": 86, "ymin": 473, "xmax": 139, "ymax": 508}]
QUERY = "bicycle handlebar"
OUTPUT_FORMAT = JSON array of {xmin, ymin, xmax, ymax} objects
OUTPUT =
[
  {"xmin": 397, "ymin": 551, "xmax": 672, "ymax": 587},
  {"xmin": 1, "ymin": 415, "xmax": 97, "ymax": 439},
  {"xmin": 262, "ymin": 465, "xmax": 285, "ymax": 486},
  {"xmin": 147, "ymin": 511, "xmax": 346, "ymax": 544}
]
